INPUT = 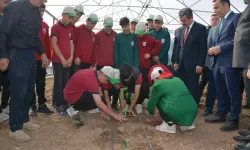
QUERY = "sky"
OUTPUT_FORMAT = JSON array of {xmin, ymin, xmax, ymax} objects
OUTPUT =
[{"xmin": 43, "ymin": 0, "xmax": 247, "ymax": 34}]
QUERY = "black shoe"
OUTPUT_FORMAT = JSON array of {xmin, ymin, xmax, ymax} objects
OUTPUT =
[
  {"xmin": 29, "ymin": 105, "xmax": 37, "ymax": 117},
  {"xmin": 38, "ymin": 104, "xmax": 53, "ymax": 114},
  {"xmin": 239, "ymin": 130, "xmax": 250, "ymax": 137},
  {"xmin": 220, "ymin": 120, "xmax": 239, "ymax": 132},
  {"xmin": 235, "ymin": 145, "xmax": 247, "ymax": 150},
  {"xmin": 202, "ymin": 109, "xmax": 213, "ymax": 117},
  {"xmin": 243, "ymin": 102, "xmax": 250, "ymax": 109},
  {"xmin": 234, "ymin": 135, "xmax": 250, "ymax": 144},
  {"xmin": 55, "ymin": 106, "xmax": 68, "ymax": 116},
  {"xmin": 205, "ymin": 115, "xmax": 226, "ymax": 123}
]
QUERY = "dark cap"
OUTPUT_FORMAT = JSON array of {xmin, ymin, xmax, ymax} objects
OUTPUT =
[{"xmin": 40, "ymin": 3, "xmax": 46, "ymax": 9}]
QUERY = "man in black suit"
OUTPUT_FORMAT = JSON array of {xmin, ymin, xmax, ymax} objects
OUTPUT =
[
  {"xmin": 173, "ymin": 8, "xmax": 207, "ymax": 104},
  {"xmin": 232, "ymin": 1, "xmax": 250, "ymax": 148}
]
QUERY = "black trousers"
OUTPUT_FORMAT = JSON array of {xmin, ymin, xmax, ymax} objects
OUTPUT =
[
  {"xmin": 74, "ymin": 62, "xmax": 91, "ymax": 73},
  {"xmin": 52, "ymin": 63, "xmax": 70, "ymax": 107},
  {"xmin": 74, "ymin": 92, "xmax": 97, "ymax": 111},
  {"xmin": 106, "ymin": 87, "xmax": 119, "ymax": 107},
  {"xmin": 243, "ymin": 69, "xmax": 250, "ymax": 104},
  {"xmin": 0, "ymin": 70, "xmax": 10, "ymax": 108},
  {"xmin": 31, "ymin": 61, "xmax": 47, "ymax": 107},
  {"xmin": 178, "ymin": 64, "xmax": 200, "ymax": 104}
]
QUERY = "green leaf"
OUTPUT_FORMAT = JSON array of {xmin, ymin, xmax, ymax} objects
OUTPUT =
[{"xmin": 122, "ymin": 140, "xmax": 128, "ymax": 148}]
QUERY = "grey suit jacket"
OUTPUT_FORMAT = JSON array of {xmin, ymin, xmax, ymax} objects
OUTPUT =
[
  {"xmin": 233, "ymin": 5, "xmax": 250, "ymax": 69},
  {"xmin": 205, "ymin": 26, "xmax": 218, "ymax": 69}
]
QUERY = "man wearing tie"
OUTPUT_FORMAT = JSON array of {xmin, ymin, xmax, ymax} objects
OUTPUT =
[
  {"xmin": 205, "ymin": 0, "xmax": 241, "ymax": 132},
  {"xmin": 173, "ymin": 8, "xmax": 207, "ymax": 104}
]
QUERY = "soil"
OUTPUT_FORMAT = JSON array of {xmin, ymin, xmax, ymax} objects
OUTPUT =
[{"xmin": 0, "ymin": 77, "xmax": 249, "ymax": 150}]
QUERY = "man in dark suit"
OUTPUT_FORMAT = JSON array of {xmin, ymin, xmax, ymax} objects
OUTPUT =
[
  {"xmin": 232, "ymin": 1, "xmax": 250, "ymax": 148},
  {"xmin": 205, "ymin": 0, "xmax": 241, "ymax": 132},
  {"xmin": 173, "ymin": 8, "xmax": 207, "ymax": 104},
  {"xmin": 200, "ymin": 14, "xmax": 220, "ymax": 117}
]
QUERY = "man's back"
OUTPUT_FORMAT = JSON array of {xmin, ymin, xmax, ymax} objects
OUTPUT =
[{"xmin": 233, "ymin": 5, "xmax": 250, "ymax": 68}]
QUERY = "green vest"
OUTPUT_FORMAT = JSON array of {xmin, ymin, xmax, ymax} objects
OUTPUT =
[
  {"xmin": 148, "ymin": 29, "xmax": 170, "ymax": 66},
  {"xmin": 147, "ymin": 77, "xmax": 198, "ymax": 126},
  {"xmin": 114, "ymin": 32, "xmax": 139, "ymax": 68}
]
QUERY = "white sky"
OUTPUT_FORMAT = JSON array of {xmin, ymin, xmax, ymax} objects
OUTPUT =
[{"xmin": 43, "ymin": 0, "xmax": 247, "ymax": 33}]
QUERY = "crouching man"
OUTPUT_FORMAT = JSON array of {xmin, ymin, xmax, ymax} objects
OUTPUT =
[
  {"xmin": 63, "ymin": 68, "xmax": 126, "ymax": 127},
  {"xmin": 146, "ymin": 67, "xmax": 198, "ymax": 133}
]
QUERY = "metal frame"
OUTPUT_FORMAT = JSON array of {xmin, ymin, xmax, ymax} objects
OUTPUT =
[{"xmin": 45, "ymin": 0, "xmax": 243, "ymax": 31}]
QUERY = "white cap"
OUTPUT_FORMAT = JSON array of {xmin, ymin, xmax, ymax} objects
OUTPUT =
[
  {"xmin": 147, "ymin": 15, "xmax": 154, "ymax": 21},
  {"xmin": 135, "ymin": 22, "xmax": 146, "ymax": 35},
  {"xmin": 88, "ymin": 13, "xmax": 98, "ymax": 22},
  {"xmin": 101, "ymin": 66, "xmax": 120, "ymax": 84},
  {"xmin": 151, "ymin": 67, "xmax": 164, "ymax": 80},
  {"xmin": 74, "ymin": 5, "xmax": 84, "ymax": 14},
  {"xmin": 63, "ymin": 7, "xmax": 77, "ymax": 17},
  {"xmin": 103, "ymin": 16, "xmax": 113, "ymax": 27},
  {"xmin": 130, "ymin": 18, "xmax": 138, "ymax": 23},
  {"xmin": 154, "ymin": 15, "xmax": 163, "ymax": 22}
]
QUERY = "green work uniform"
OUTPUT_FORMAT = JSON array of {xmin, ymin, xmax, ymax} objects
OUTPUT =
[
  {"xmin": 147, "ymin": 76, "xmax": 198, "ymax": 126},
  {"xmin": 114, "ymin": 32, "xmax": 139, "ymax": 68},
  {"xmin": 148, "ymin": 28, "xmax": 170, "ymax": 66}
]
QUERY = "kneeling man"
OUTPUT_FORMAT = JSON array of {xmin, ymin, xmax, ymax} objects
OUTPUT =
[
  {"xmin": 64, "ymin": 68, "xmax": 126, "ymax": 127},
  {"xmin": 147, "ymin": 67, "xmax": 198, "ymax": 133}
]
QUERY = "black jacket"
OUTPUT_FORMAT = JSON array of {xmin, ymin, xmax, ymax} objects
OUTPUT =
[
  {"xmin": 0, "ymin": 0, "xmax": 44, "ymax": 58},
  {"xmin": 233, "ymin": 5, "xmax": 250, "ymax": 69}
]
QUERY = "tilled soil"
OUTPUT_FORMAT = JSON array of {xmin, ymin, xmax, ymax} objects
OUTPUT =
[{"xmin": 0, "ymin": 77, "xmax": 249, "ymax": 150}]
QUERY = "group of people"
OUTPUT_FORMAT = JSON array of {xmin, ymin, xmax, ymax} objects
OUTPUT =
[{"xmin": 0, "ymin": 0, "xmax": 249, "ymax": 149}]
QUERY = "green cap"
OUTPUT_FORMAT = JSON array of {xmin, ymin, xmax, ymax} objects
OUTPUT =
[
  {"xmin": 108, "ymin": 77, "xmax": 120, "ymax": 85},
  {"xmin": 63, "ymin": 6, "xmax": 77, "ymax": 17},
  {"xmin": 135, "ymin": 22, "xmax": 146, "ymax": 35},
  {"xmin": 88, "ymin": 13, "xmax": 98, "ymax": 22},
  {"xmin": 103, "ymin": 16, "xmax": 113, "ymax": 27},
  {"xmin": 101, "ymin": 66, "xmax": 120, "ymax": 85},
  {"xmin": 74, "ymin": 5, "xmax": 84, "ymax": 14}
]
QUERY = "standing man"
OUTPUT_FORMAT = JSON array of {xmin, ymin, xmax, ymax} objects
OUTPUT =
[
  {"xmin": 69, "ymin": 4, "xmax": 84, "ymax": 77},
  {"xmin": 74, "ymin": 13, "xmax": 98, "ymax": 70},
  {"xmin": 51, "ymin": 7, "xmax": 76, "ymax": 115},
  {"xmin": 92, "ymin": 16, "xmax": 117, "ymax": 70},
  {"xmin": 205, "ymin": 0, "xmax": 241, "ymax": 132},
  {"xmin": 148, "ymin": 15, "xmax": 171, "ymax": 67},
  {"xmin": 173, "ymin": 8, "xmax": 207, "ymax": 104},
  {"xmin": 146, "ymin": 15, "xmax": 154, "ymax": 31},
  {"xmin": 30, "ymin": 3, "xmax": 53, "ymax": 116},
  {"xmin": 130, "ymin": 18, "xmax": 138, "ymax": 33},
  {"xmin": 0, "ymin": 0, "xmax": 11, "ymax": 123},
  {"xmin": 232, "ymin": 0, "xmax": 250, "ymax": 135},
  {"xmin": 0, "ymin": 0, "xmax": 50, "ymax": 141},
  {"xmin": 199, "ymin": 14, "xmax": 220, "ymax": 116}
]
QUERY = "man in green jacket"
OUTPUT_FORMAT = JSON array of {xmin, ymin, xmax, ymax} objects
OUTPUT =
[
  {"xmin": 114, "ymin": 17, "xmax": 139, "ymax": 68},
  {"xmin": 148, "ymin": 15, "xmax": 170, "ymax": 66},
  {"xmin": 147, "ymin": 67, "xmax": 198, "ymax": 133}
]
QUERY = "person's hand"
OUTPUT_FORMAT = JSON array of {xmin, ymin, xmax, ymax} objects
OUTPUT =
[
  {"xmin": 144, "ymin": 53, "xmax": 150, "ymax": 59},
  {"xmin": 152, "ymin": 55, "xmax": 160, "ymax": 64},
  {"xmin": 0, "ymin": 58, "xmax": 9, "ymax": 71},
  {"xmin": 62, "ymin": 59, "xmax": 69, "ymax": 68},
  {"xmin": 196, "ymin": 66, "xmax": 203, "ymax": 74},
  {"xmin": 128, "ymin": 107, "xmax": 136, "ymax": 116},
  {"xmin": 173, "ymin": 63, "xmax": 178, "ymax": 72},
  {"xmin": 74, "ymin": 57, "xmax": 81, "ymax": 65},
  {"xmin": 247, "ymin": 69, "xmax": 250, "ymax": 79},
  {"xmin": 208, "ymin": 48, "xmax": 214, "ymax": 55},
  {"xmin": 112, "ymin": 114, "xmax": 127, "ymax": 123},
  {"xmin": 210, "ymin": 46, "xmax": 221, "ymax": 55},
  {"xmin": 41, "ymin": 54, "xmax": 50, "ymax": 69},
  {"xmin": 67, "ymin": 56, "xmax": 73, "ymax": 67}
]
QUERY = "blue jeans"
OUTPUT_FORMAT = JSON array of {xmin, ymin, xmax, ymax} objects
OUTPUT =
[
  {"xmin": 8, "ymin": 48, "xmax": 36, "ymax": 132},
  {"xmin": 52, "ymin": 63, "xmax": 70, "ymax": 107}
]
